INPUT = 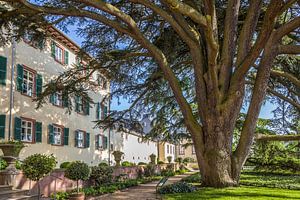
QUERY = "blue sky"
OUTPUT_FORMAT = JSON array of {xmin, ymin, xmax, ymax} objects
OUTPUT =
[{"xmin": 63, "ymin": 28, "xmax": 276, "ymax": 119}]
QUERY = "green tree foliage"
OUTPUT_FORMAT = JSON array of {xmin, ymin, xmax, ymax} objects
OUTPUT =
[{"xmin": 65, "ymin": 161, "xmax": 90, "ymax": 193}]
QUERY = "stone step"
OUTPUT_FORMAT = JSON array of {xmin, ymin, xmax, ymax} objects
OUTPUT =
[
  {"xmin": 0, "ymin": 185, "xmax": 13, "ymax": 191},
  {"xmin": 0, "ymin": 189, "xmax": 29, "ymax": 200}
]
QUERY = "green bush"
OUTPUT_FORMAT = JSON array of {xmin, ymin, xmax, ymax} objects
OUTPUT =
[
  {"xmin": 121, "ymin": 161, "xmax": 134, "ymax": 167},
  {"xmin": 181, "ymin": 173, "xmax": 201, "ymax": 183},
  {"xmin": 157, "ymin": 161, "xmax": 165, "ymax": 164},
  {"xmin": 158, "ymin": 182, "xmax": 197, "ymax": 194},
  {"xmin": 0, "ymin": 158, "xmax": 8, "ymax": 170},
  {"xmin": 65, "ymin": 161, "xmax": 90, "ymax": 193},
  {"xmin": 15, "ymin": 160, "xmax": 22, "ymax": 170},
  {"xmin": 183, "ymin": 157, "xmax": 195, "ymax": 163},
  {"xmin": 60, "ymin": 162, "xmax": 71, "ymax": 169},
  {"xmin": 90, "ymin": 165, "xmax": 113, "ymax": 186},
  {"xmin": 22, "ymin": 154, "xmax": 56, "ymax": 181},
  {"xmin": 175, "ymin": 157, "xmax": 183, "ymax": 164},
  {"xmin": 50, "ymin": 191, "xmax": 69, "ymax": 200},
  {"xmin": 138, "ymin": 162, "xmax": 147, "ymax": 165},
  {"xmin": 98, "ymin": 162, "xmax": 109, "ymax": 167},
  {"xmin": 161, "ymin": 169, "xmax": 175, "ymax": 177}
]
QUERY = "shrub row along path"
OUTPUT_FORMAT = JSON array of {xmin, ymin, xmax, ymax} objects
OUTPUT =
[{"xmin": 91, "ymin": 172, "xmax": 194, "ymax": 200}]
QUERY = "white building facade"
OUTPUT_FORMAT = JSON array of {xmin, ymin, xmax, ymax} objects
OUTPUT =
[{"xmin": 0, "ymin": 27, "xmax": 111, "ymax": 166}]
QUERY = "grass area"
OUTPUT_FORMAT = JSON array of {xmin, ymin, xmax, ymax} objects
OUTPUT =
[
  {"xmin": 163, "ymin": 186, "xmax": 300, "ymax": 200},
  {"xmin": 163, "ymin": 171, "xmax": 300, "ymax": 199},
  {"xmin": 240, "ymin": 171, "xmax": 300, "ymax": 189}
]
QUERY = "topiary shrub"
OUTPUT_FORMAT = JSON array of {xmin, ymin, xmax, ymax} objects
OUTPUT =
[
  {"xmin": 22, "ymin": 154, "xmax": 56, "ymax": 199},
  {"xmin": 158, "ymin": 182, "xmax": 197, "ymax": 194},
  {"xmin": 121, "ymin": 161, "xmax": 134, "ymax": 167},
  {"xmin": 167, "ymin": 156, "xmax": 172, "ymax": 163},
  {"xmin": 60, "ymin": 161, "xmax": 71, "ymax": 169},
  {"xmin": 183, "ymin": 157, "xmax": 195, "ymax": 163},
  {"xmin": 15, "ymin": 160, "xmax": 22, "ymax": 170},
  {"xmin": 65, "ymin": 161, "xmax": 90, "ymax": 193},
  {"xmin": 175, "ymin": 157, "xmax": 183, "ymax": 164},
  {"xmin": 0, "ymin": 158, "xmax": 8, "ymax": 170},
  {"xmin": 90, "ymin": 165, "xmax": 113, "ymax": 186},
  {"xmin": 138, "ymin": 162, "xmax": 147, "ymax": 165}
]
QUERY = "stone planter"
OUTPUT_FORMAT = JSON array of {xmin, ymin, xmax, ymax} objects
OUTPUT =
[
  {"xmin": 149, "ymin": 154, "xmax": 156, "ymax": 165},
  {"xmin": 0, "ymin": 143, "xmax": 25, "ymax": 187},
  {"xmin": 112, "ymin": 151, "xmax": 124, "ymax": 167}
]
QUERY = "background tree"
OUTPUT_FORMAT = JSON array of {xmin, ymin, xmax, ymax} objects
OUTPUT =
[{"xmin": 0, "ymin": 0, "xmax": 299, "ymax": 187}]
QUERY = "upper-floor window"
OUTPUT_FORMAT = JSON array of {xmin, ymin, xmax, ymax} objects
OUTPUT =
[
  {"xmin": 97, "ymin": 75, "xmax": 107, "ymax": 90},
  {"xmin": 75, "ymin": 96, "xmax": 89, "ymax": 115},
  {"xmin": 51, "ymin": 41, "xmax": 69, "ymax": 65},
  {"xmin": 53, "ymin": 125, "xmax": 63, "ymax": 145},
  {"xmin": 167, "ymin": 144, "xmax": 169, "ymax": 154},
  {"xmin": 75, "ymin": 130, "xmax": 90, "ymax": 148},
  {"xmin": 21, "ymin": 118, "xmax": 34, "ymax": 142},
  {"xmin": 96, "ymin": 134, "xmax": 108, "ymax": 150},
  {"xmin": 22, "ymin": 68, "xmax": 35, "ymax": 97},
  {"xmin": 53, "ymin": 92, "xmax": 62, "ymax": 107},
  {"xmin": 16, "ymin": 64, "xmax": 43, "ymax": 98}
]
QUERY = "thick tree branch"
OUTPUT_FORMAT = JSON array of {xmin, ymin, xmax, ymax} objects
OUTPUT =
[
  {"xmin": 164, "ymin": 0, "xmax": 207, "ymax": 27},
  {"xmin": 219, "ymin": 0, "xmax": 241, "ymax": 99},
  {"xmin": 273, "ymin": 16, "xmax": 300, "ymax": 41},
  {"xmin": 267, "ymin": 88, "xmax": 300, "ymax": 110},
  {"xmin": 256, "ymin": 134, "xmax": 300, "ymax": 141},
  {"xmin": 270, "ymin": 70, "xmax": 300, "ymax": 88},
  {"xmin": 278, "ymin": 45, "xmax": 300, "ymax": 54}
]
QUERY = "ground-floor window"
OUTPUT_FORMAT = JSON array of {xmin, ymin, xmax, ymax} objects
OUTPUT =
[{"xmin": 53, "ymin": 125, "xmax": 63, "ymax": 145}]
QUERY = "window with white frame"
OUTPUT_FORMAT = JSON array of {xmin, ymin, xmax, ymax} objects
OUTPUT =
[
  {"xmin": 21, "ymin": 119, "xmax": 33, "ymax": 142},
  {"xmin": 77, "ymin": 130, "xmax": 85, "ymax": 148},
  {"xmin": 179, "ymin": 145, "xmax": 185, "ymax": 155},
  {"xmin": 97, "ymin": 134, "xmax": 103, "ymax": 149},
  {"xmin": 53, "ymin": 125, "xmax": 62, "ymax": 145},
  {"xmin": 53, "ymin": 92, "xmax": 63, "ymax": 106},
  {"xmin": 55, "ymin": 45, "xmax": 64, "ymax": 63},
  {"xmin": 22, "ymin": 69, "xmax": 34, "ymax": 96}
]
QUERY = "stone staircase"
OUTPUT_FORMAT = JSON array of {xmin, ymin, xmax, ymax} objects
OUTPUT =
[{"xmin": 0, "ymin": 185, "xmax": 39, "ymax": 200}]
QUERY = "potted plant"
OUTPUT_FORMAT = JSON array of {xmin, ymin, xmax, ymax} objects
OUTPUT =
[
  {"xmin": 149, "ymin": 154, "xmax": 156, "ymax": 165},
  {"xmin": 65, "ymin": 161, "xmax": 90, "ymax": 200},
  {"xmin": 112, "ymin": 151, "xmax": 124, "ymax": 167},
  {"xmin": 21, "ymin": 154, "xmax": 56, "ymax": 200}
]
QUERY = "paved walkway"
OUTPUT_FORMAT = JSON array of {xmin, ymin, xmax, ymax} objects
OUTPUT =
[{"xmin": 95, "ymin": 173, "xmax": 193, "ymax": 200}]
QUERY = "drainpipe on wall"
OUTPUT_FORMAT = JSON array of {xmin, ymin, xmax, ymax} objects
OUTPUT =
[
  {"xmin": 8, "ymin": 39, "xmax": 16, "ymax": 140},
  {"xmin": 108, "ymin": 95, "xmax": 111, "ymax": 166}
]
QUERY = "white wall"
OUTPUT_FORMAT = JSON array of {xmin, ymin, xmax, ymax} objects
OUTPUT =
[{"xmin": 112, "ymin": 129, "xmax": 157, "ymax": 164}]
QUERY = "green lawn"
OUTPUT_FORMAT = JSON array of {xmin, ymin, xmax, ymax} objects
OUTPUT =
[{"xmin": 163, "ymin": 186, "xmax": 300, "ymax": 200}]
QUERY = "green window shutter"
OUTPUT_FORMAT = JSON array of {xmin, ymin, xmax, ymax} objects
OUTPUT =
[
  {"xmin": 16, "ymin": 64, "xmax": 24, "ymax": 92},
  {"xmin": 35, "ymin": 121, "xmax": 42, "ymax": 143},
  {"xmin": 96, "ymin": 102, "xmax": 100, "ymax": 119},
  {"xmin": 0, "ymin": 56, "xmax": 7, "ymax": 86},
  {"xmin": 48, "ymin": 124, "xmax": 54, "ymax": 144},
  {"xmin": 75, "ymin": 130, "xmax": 79, "ymax": 147},
  {"xmin": 85, "ymin": 101, "xmax": 90, "ymax": 115},
  {"xmin": 103, "ymin": 136, "xmax": 108, "ymax": 149},
  {"xmin": 64, "ymin": 51, "xmax": 69, "ymax": 65},
  {"xmin": 50, "ymin": 93, "xmax": 55, "ymax": 104},
  {"xmin": 75, "ymin": 96, "xmax": 80, "ymax": 112},
  {"xmin": 62, "ymin": 90, "xmax": 69, "ymax": 107},
  {"xmin": 36, "ymin": 74, "xmax": 43, "ymax": 97},
  {"xmin": 85, "ymin": 132, "xmax": 90, "ymax": 148},
  {"xmin": 64, "ymin": 127, "xmax": 69, "ymax": 146},
  {"xmin": 0, "ymin": 115, "xmax": 6, "ymax": 139},
  {"xmin": 51, "ymin": 41, "xmax": 56, "ymax": 58},
  {"xmin": 14, "ymin": 117, "xmax": 22, "ymax": 141},
  {"xmin": 103, "ymin": 106, "xmax": 108, "ymax": 118}
]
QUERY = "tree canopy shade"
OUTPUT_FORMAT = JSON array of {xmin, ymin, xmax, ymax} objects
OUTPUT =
[{"xmin": 0, "ymin": 0, "xmax": 299, "ymax": 187}]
